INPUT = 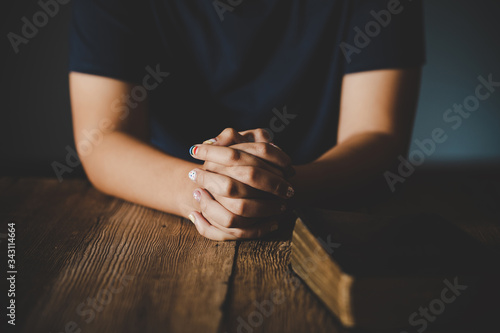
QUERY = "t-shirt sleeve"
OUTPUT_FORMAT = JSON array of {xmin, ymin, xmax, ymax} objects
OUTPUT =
[
  {"xmin": 342, "ymin": 0, "xmax": 426, "ymax": 73},
  {"xmin": 69, "ymin": 0, "xmax": 151, "ymax": 84}
]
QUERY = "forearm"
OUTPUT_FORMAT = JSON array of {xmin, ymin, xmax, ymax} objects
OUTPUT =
[
  {"xmin": 290, "ymin": 132, "xmax": 402, "ymax": 207},
  {"xmin": 80, "ymin": 131, "xmax": 199, "ymax": 218}
]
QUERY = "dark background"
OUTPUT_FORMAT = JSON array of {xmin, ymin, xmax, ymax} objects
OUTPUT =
[{"xmin": 1, "ymin": 0, "xmax": 499, "ymax": 178}]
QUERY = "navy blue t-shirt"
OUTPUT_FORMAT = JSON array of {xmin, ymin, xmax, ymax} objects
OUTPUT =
[{"xmin": 69, "ymin": 0, "xmax": 425, "ymax": 164}]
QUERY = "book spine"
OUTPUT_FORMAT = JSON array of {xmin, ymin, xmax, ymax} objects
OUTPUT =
[{"xmin": 337, "ymin": 274, "xmax": 355, "ymax": 327}]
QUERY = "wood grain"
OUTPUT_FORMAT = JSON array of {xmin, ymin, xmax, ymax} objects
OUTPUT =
[
  {"xmin": 1, "ymin": 169, "xmax": 499, "ymax": 333},
  {"xmin": 219, "ymin": 233, "xmax": 346, "ymax": 333}
]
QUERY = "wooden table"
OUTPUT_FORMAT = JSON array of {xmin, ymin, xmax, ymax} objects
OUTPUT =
[{"xmin": 1, "ymin": 169, "xmax": 499, "ymax": 333}]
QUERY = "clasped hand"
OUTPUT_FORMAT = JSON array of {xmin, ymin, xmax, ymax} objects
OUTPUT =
[{"xmin": 187, "ymin": 128, "xmax": 295, "ymax": 241}]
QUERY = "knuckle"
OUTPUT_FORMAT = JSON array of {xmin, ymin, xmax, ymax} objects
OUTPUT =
[
  {"xmin": 257, "ymin": 128, "xmax": 271, "ymax": 141},
  {"xmin": 229, "ymin": 228, "xmax": 245, "ymax": 239},
  {"xmin": 224, "ymin": 214, "xmax": 238, "ymax": 228},
  {"xmin": 230, "ymin": 200, "xmax": 246, "ymax": 216},
  {"xmin": 255, "ymin": 142, "xmax": 270, "ymax": 156},
  {"xmin": 245, "ymin": 167, "xmax": 259, "ymax": 183},
  {"xmin": 222, "ymin": 127, "xmax": 237, "ymax": 137},
  {"xmin": 223, "ymin": 179, "xmax": 239, "ymax": 197},
  {"xmin": 228, "ymin": 149, "xmax": 241, "ymax": 162}
]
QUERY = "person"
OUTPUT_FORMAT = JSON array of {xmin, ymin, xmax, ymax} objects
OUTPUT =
[{"xmin": 69, "ymin": 0, "xmax": 425, "ymax": 240}]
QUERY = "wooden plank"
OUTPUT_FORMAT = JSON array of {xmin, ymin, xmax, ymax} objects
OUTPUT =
[
  {"xmin": 1, "ymin": 178, "xmax": 119, "ymax": 331},
  {"xmin": 0, "ymin": 177, "xmax": 234, "ymax": 332},
  {"xmin": 219, "ymin": 221, "xmax": 345, "ymax": 333},
  {"xmin": 19, "ymin": 189, "xmax": 236, "ymax": 333},
  {"xmin": 223, "ymin": 170, "xmax": 500, "ymax": 333},
  {"xmin": 3, "ymin": 171, "xmax": 499, "ymax": 332}
]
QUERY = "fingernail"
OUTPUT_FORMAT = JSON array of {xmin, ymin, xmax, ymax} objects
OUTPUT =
[
  {"xmin": 188, "ymin": 170, "xmax": 197, "ymax": 181},
  {"xmin": 189, "ymin": 145, "xmax": 199, "ymax": 156},
  {"xmin": 270, "ymin": 224, "xmax": 279, "ymax": 232},
  {"xmin": 203, "ymin": 138, "xmax": 217, "ymax": 145},
  {"xmin": 188, "ymin": 214, "xmax": 196, "ymax": 224},
  {"xmin": 193, "ymin": 190, "xmax": 201, "ymax": 202},
  {"xmin": 269, "ymin": 142, "xmax": 282, "ymax": 150},
  {"xmin": 286, "ymin": 186, "xmax": 295, "ymax": 198}
]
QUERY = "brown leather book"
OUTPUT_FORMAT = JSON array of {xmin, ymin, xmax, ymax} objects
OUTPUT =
[{"xmin": 290, "ymin": 207, "xmax": 499, "ymax": 330}]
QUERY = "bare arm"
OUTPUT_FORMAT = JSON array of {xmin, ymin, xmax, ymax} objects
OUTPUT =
[
  {"xmin": 70, "ymin": 73, "xmax": 292, "ymax": 241},
  {"xmin": 290, "ymin": 68, "xmax": 422, "ymax": 207},
  {"xmin": 70, "ymin": 72, "xmax": 199, "ymax": 217},
  {"xmin": 70, "ymin": 68, "xmax": 421, "ymax": 239}
]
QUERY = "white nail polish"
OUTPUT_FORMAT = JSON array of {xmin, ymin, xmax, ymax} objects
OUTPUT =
[
  {"xmin": 203, "ymin": 138, "xmax": 217, "ymax": 145},
  {"xmin": 193, "ymin": 190, "xmax": 201, "ymax": 202},
  {"xmin": 188, "ymin": 170, "xmax": 197, "ymax": 181}
]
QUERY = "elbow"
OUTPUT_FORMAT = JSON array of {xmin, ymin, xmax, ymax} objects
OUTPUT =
[
  {"xmin": 81, "ymin": 160, "xmax": 108, "ymax": 195},
  {"xmin": 84, "ymin": 167, "xmax": 108, "ymax": 195},
  {"xmin": 368, "ymin": 132, "xmax": 409, "ymax": 166},
  {"xmin": 76, "ymin": 147, "xmax": 112, "ymax": 196}
]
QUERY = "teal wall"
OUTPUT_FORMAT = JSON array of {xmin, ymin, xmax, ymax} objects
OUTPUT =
[{"xmin": 410, "ymin": 0, "xmax": 500, "ymax": 164}]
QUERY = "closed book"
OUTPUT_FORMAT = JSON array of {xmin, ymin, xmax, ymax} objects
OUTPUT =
[{"xmin": 290, "ymin": 207, "xmax": 499, "ymax": 329}]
